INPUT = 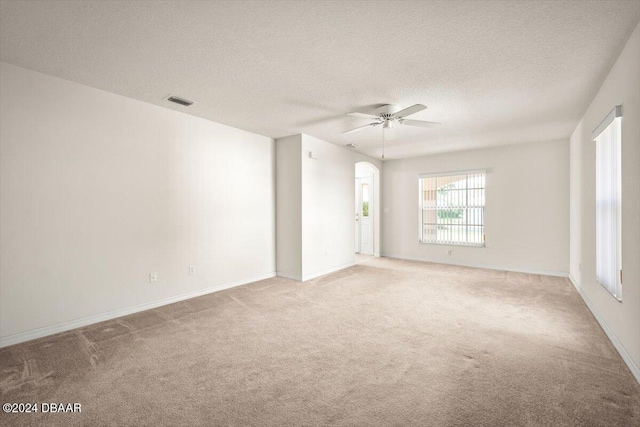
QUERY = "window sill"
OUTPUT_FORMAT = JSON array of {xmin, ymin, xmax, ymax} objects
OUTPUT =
[{"xmin": 419, "ymin": 241, "xmax": 485, "ymax": 248}]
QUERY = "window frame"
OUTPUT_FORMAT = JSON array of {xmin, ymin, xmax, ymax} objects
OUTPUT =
[
  {"xmin": 418, "ymin": 169, "xmax": 486, "ymax": 247},
  {"xmin": 593, "ymin": 105, "xmax": 623, "ymax": 301}
]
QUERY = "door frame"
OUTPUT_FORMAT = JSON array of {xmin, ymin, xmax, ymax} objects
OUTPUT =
[
  {"xmin": 356, "ymin": 175, "xmax": 374, "ymax": 255},
  {"xmin": 355, "ymin": 162, "xmax": 380, "ymax": 257}
]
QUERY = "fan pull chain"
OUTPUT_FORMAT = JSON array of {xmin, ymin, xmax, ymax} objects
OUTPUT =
[{"xmin": 382, "ymin": 127, "xmax": 385, "ymax": 159}]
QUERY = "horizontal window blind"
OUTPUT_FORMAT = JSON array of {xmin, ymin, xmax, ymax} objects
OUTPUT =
[
  {"xmin": 419, "ymin": 171, "xmax": 485, "ymax": 247},
  {"xmin": 594, "ymin": 106, "xmax": 622, "ymax": 300}
]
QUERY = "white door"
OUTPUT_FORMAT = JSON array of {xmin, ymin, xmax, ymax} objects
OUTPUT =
[
  {"xmin": 355, "ymin": 178, "xmax": 361, "ymax": 252},
  {"xmin": 356, "ymin": 176, "xmax": 374, "ymax": 255}
]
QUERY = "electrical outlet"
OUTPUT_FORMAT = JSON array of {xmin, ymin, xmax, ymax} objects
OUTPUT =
[
  {"xmin": 189, "ymin": 265, "xmax": 196, "ymax": 275},
  {"xmin": 149, "ymin": 272, "xmax": 158, "ymax": 283},
  {"xmin": 447, "ymin": 249, "xmax": 452, "ymax": 256}
]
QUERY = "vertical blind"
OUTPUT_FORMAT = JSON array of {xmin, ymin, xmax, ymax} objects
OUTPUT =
[
  {"xmin": 593, "ymin": 106, "xmax": 622, "ymax": 300},
  {"xmin": 419, "ymin": 171, "xmax": 485, "ymax": 246}
]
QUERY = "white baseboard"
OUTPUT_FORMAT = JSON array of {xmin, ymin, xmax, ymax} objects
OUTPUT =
[
  {"xmin": 0, "ymin": 271, "xmax": 277, "ymax": 348},
  {"xmin": 301, "ymin": 261, "xmax": 357, "ymax": 282},
  {"xmin": 276, "ymin": 271, "xmax": 302, "ymax": 281},
  {"xmin": 381, "ymin": 253, "xmax": 569, "ymax": 277},
  {"xmin": 568, "ymin": 274, "xmax": 640, "ymax": 384},
  {"xmin": 277, "ymin": 262, "xmax": 357, "ymax": 282}
]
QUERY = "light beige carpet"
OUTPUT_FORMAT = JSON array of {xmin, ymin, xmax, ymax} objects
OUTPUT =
[{"xmin": 1, "ymin": 257, "xmax": 639, "ymax": 426}]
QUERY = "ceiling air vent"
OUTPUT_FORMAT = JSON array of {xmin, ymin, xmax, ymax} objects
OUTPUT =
[
  {"xmin": 165, "ymin": 95, "xmax": 194, "ymax": 107},
  {"xmin": 346, "ymin": 143, "xmax": 359, "ymax": 148}
]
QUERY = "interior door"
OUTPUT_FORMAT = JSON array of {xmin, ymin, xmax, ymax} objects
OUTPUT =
[
  {"xmin": 355, "ymin": 178, "xmax": 361, "ymax": 253},
  {"xmin": 358, "ymin": 176, "xmax": 374, "ymax": 255}
]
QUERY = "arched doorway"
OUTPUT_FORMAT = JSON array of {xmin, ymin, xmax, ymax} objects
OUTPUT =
[{"xmin": 355, "ymin": 162, "xmax": 380, "ymax": 257}]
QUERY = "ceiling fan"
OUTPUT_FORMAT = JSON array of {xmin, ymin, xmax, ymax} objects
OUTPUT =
[{"xmin": 342, "ymin": 104, "xmax": 441, "ymax": 134}]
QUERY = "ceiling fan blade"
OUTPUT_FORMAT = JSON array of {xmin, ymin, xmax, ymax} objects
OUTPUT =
[
  {"xmin": 342, "ymin": 123, "xmax": 378, "ymax": 134},
  {"xmin": 394, "ymin": 104, "xmax": 427, "ymax": 119},
  {"xmin": 401, "ymin": 119, "xmax": 441, "ymax": 128},
  {"xmin": 347, "ymin": 111, "xmax": 380, "ymax": 119}
]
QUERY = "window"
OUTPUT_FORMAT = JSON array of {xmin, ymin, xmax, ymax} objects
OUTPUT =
[
  {"xmin": 361, "ymin": 183, "xmax": 369, "ymax": 217},
  {"xmin": 419, "ymin": 171, "xmax": 485, "ymax": 246},
  {"xmin": 593, "ymin": 105, "xmax": 622, "ymax": 300}
]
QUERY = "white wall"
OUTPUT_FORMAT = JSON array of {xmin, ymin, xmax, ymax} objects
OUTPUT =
[
  {"xmin": 569, "ymin": 23, "xmax": 640, "ymax": 381},
  {"xmin": 301, "ymin": 135, "xmax": 356, "ymax": 279},
  {"xmin": 569, "ymin": 119, "xmax": 583, "ymax": 285},
  {"xmin": 381, "ymin": 139, "xmax": 569, "ymax": 275},
  {"xmin": 275, "ymin": 135, "xmax": 302, "ymax": 279},
  {"xmin": 0, "ymin": 63, "xmax": 276, "ymax": 344}
]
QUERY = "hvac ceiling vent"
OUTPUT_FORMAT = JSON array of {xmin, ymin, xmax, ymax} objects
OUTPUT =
[
  {"xmin": 165, "ymin": 95, "xmax": 194, "ymax": 107},
  {"xmin": 346, "ymin": 143, "xmax": 359, "ymax": 148}
]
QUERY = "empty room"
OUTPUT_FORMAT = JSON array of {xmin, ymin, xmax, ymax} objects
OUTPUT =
[{"xmin": 1, "ymin": 1, "xmax": 639, "ymax": 426}]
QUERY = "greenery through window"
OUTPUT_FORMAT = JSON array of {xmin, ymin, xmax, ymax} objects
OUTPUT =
[{"xmin": 419, "ymin": 171, "xmax": 485, "ymax": 246}]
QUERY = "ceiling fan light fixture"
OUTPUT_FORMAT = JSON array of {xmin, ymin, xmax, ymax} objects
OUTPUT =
[
  {"xmin": 342, "ymin": 103, "xmax": 439, "ymax": 135},
  {"xmin": 342, "ymin": 103, "xmax": 442, "ymax": 158}
]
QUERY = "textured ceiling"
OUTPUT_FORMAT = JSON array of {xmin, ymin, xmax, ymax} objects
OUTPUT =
[{"xmin": 1, "ymin": 1, "xmax": 639, "ymax": 159}]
